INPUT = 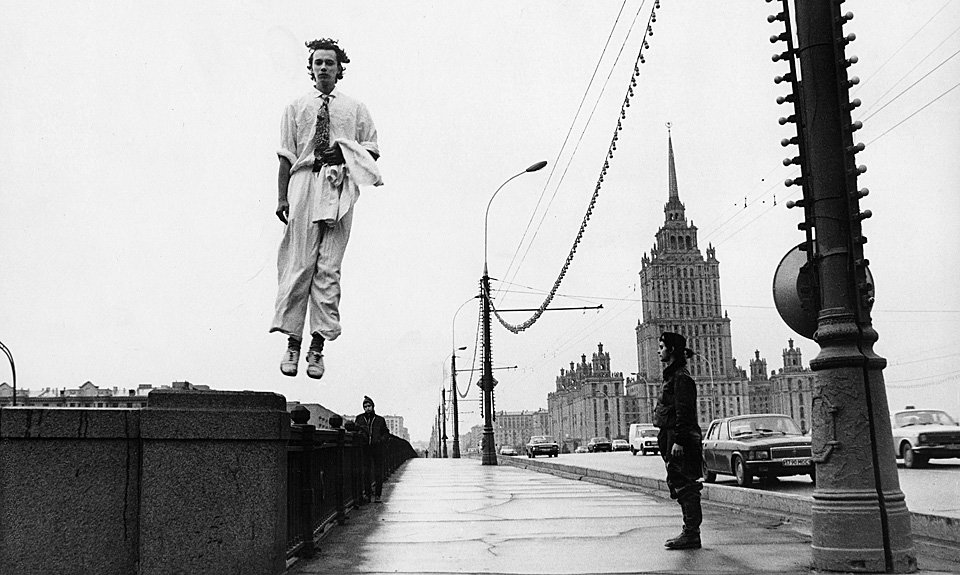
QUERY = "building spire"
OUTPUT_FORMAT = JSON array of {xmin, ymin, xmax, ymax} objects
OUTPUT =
[
  {"xmin": 667, "ymin": 122, "xmax": 679, "ymax": 201},
  {"xmin": 663, "ymin": 122, "xmax": 685, "ymax": 223}
]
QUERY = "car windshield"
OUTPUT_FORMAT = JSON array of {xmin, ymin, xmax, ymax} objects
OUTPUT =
[
  {"xmin": 728, "ymin": 416, "xmax": 801, "ymax": 437},
  {"xmin": 641, "ymin": 429, "xmax": 658, "ymax": 437},
  {"xmin": 896, "ymin": 410, "xmax": 957, "ymax": 427},
  {"xmin": 591, "ymin": 437, "xmax": 610, "ymax": 443},
  {"xmin": 530, "ymin": 436, "xmax": 551, "ymax": 443}
]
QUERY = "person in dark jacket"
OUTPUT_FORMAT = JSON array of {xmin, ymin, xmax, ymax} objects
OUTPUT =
[
  {"xmin": 653, "ymin": 332, "xmax": 703, "ymax": 550},
  {"xmin": 355, "ymin": 395, "xmax": 390, "ymax": 502}
]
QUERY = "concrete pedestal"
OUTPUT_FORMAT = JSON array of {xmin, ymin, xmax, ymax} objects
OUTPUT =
[{"xmin": 139, "ymin": 390, "xmax": 290, "ymax": 575}]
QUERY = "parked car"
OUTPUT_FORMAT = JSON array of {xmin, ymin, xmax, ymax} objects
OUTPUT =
[
  {"xmin": 890, "ymin": 407, "xmax": 960, "ymax": 468},
  {"xmin": 499, "ymin": 445, "xmax": 518, "ymax": 456},
  {"xmin": 628, "ymin": 423, "xmax": 660, "ymax": 456},
  {"xmin": 525, "ymin": 435, "xmax": 560, "ymax": 458},
  {"xmin": 612, "ymin": 439, "xmax": 630, "ymax": 452},
  {"xmin": 701, "ymin": 414, "xmax": 813, "ymax": 487},
  {"xmin": 574, "ymin": 445, "xmax": 590, "ymax": 453},
  {"xmin": 586, "ymin": 437, "xmax": 613, "ymax": 453}
]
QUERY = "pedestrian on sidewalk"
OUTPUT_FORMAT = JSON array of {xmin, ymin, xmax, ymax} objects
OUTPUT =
[
  {"xmin": 356, "ymin": 395, "xmax": 390, "ymax": 503},
  {"xmin": 653, "ymin": 332, "xmax": 703, "ymax": 550},
  {"xmin": 270, "ymin": 37, "xmax": 382, "ymax": 380}
]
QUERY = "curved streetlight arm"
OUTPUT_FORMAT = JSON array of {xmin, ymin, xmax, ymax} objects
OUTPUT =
[
  {"xmin": 451, "ymin": 295, "xmax": 479, "ymax": 353},
  {"xmin": 483, "ymin": 160, "xmax": 548, "ymax": 271},
  {"xmin": 0, "ymin": 340, "xmax": 16, "ymax": 407}
]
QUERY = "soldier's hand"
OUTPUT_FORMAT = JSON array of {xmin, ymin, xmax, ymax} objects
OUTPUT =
[
  {"xmin": 276, "ymin": 199, "xmax": 290, "ymax": 224},
  {"xmin": 671, "ymin": 443, "xmax": 685, "ymax": 457},
  {"xmin": 320, "ymin": 144, "xmax": 345, "ymax": 166}
]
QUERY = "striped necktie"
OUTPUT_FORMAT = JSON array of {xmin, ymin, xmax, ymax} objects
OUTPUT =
[{"xmin": 312, "ymin": 94, "xmax": 330, "ymax": 172}]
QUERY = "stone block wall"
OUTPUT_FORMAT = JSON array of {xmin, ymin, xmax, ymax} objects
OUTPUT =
[{"xmin": 0, "ymin": 390, "xmax": 289, "ymax": 575}]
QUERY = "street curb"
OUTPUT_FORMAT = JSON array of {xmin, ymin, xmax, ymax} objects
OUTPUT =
[{"xmin": 497, "ymin": 455, "xmax": 960, "ymax": 564}]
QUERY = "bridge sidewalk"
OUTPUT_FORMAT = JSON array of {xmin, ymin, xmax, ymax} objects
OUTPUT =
[{"xmin": 286, "ymin": 458, "xmax": 956, "ymax": 575}]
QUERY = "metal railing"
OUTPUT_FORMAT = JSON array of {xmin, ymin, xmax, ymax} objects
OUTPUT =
[{"xmin": 285, "ymin": 407, "xmax": 417, "ymax": 560}]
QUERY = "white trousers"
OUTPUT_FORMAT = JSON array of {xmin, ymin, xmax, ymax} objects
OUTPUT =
[{"xmin": 271, "ymin": 170, "xmax": 354, "ymax": 341}]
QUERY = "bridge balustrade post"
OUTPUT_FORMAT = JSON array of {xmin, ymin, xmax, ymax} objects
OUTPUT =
[
  {"xmin": 289, "ymin": 406, "xmax": 316, "ymax": 559},
  {"xmin": 329, "ymin": 415, "xmax": 347, "ymax": 524}
]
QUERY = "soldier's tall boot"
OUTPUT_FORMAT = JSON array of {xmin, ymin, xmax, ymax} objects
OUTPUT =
[{"xmin": 665, "ymin": 494, "xmax": 702, "ymax": 550}]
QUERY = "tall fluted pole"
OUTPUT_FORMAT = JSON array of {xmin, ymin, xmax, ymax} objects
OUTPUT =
[
  {"xmin": 791, "ymin": 1, "xmax": 914, "ymax": 571},
  {"xmin": 480, "ymin": 272, "xmax": 497, "ymax": 465},
  {"xmin": 451, "ymin": 354, "xmax": 462, "ymax": 458},
  {"xmin": 441, "ymin": 388, "xmax": 448, "ymax": 458}
]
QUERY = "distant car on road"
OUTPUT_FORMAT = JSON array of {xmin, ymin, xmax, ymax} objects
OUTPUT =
[
  {"xmin": 612, "ymin": 439, "xmax": 630, "ymax": 452},
  {"xmin": 499, "ymin": 445, "xmax": 518, "ymax": 456},
  {"xmin": 628, "ymin": 423, "xmax": 660, "ymax": 456},
  {"xmin": 586, "ymin": 437, "xmax": 613, "ymax": 453},
  {"xmin": 890, "ymin": 408, "xmax": 960, "ymax": 468},
  {"xmin": 574, "ymin": 445, "xmax": 590, "ymax": 453},
  {"xmin": 525, "ymin": 435, "xmax": 560, "ymax": 458},
  {"xmin": 701, "ymin": 414, "xmax": 814, "ymax": 487}
]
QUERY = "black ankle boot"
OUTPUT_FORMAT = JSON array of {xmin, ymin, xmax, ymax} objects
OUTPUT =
[{"xmin": 665, "ymin": 529, "xmax": 701, "ymax": 550}]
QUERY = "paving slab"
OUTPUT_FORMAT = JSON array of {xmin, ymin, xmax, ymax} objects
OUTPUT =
[{"xmin": 290, "ymin": 458, "xmax": 834, "ymax": 575}]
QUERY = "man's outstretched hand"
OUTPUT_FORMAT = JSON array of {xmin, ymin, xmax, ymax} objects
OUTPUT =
[{"xmin": 276, "ymin": 199, "xmax": 290, "ymax": 224}]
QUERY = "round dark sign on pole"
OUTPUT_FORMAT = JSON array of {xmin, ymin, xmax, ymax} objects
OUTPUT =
[
  {"xmin": 773, "ymin": 244, "xmax": 819, "ymax": 340},
  {"xmin": 773, "ymin": 244, "xmax": 874, "ymax": 340}
]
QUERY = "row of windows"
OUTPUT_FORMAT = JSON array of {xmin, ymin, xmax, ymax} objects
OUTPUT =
[{"xmin": 31, "ymin": 402, "xmax": 143, "ymax": 408}]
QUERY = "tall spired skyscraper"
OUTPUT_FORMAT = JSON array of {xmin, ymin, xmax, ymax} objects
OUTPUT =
[{"xmin": 631, "ymin": 126, "xmax": 750, "ymax": 427}]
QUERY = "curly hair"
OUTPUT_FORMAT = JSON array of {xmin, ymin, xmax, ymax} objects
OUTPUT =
[{"xmin": 305, "ymin": 38, "xmax": 349, "ymax": 81}]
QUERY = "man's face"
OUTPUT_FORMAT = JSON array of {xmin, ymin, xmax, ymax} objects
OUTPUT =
[
  {"xmin": 312, "ymin": 49, "xmax": 339, "ymax": 92},
  {"xmin": 363, "ymin": 403, "xmax": 373, "ymax": 414},
  {"xmin": 658, "ymin": 340, "xmax": 671, "ymax": 363}
]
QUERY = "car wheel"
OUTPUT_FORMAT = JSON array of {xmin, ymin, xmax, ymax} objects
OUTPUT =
[
  {"xmin": 734, "ymin": 456, "xmax": 753, "ymax": 487},
  {"xmin": 631, "ymin": 447, "xmax": 637, "ymax": 456},
  {"xmin": 903, "ymin": 443, "xmax": 926, "ymax": 468},
  {"xmin": 810, "ymin": 466, "xmax": 816, "ymax": 485},
  {"xmin": 702, "ymin": 458, "xmax": 716, "ymax": 483}
]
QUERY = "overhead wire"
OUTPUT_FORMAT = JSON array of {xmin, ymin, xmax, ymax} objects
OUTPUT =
[
  {"xmin": 861, "ymin": 47, "xmax": 960, "ymax": 123},
  {"xmin": 498, "ymin": 0, "xmax": 651, "ymax": 302},
  {"xmin": 852, "ymin": 0, "xmax": 953, "ymax": 93},
  {"xmin": 496, "ymin": 0, "xmax": 635, "ymax": 302},
  {"xmin": 859, "ymin": 22, "xmax": 960, "ymax": 117},
  {"xmin": 488, "ymin": 1, "xmax": 661, "ymax": 334}
]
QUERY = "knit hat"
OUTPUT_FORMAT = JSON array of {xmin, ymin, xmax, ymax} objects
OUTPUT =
[
  {"xmin": 362, "ymin": 396, "xmax": 374, "ymax": 408},
  {"xmin": 660, "ymin": 332, "xmax": 694, "ymax": 358}
]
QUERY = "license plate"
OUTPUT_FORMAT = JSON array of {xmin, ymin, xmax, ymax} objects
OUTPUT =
[
  {"xmin": 783, "ymin": 458, "xmax": 810, "ymax": 466},
  {"xmin": 948, "ymin": 444, "xmax": 960, "ymax": 450}
]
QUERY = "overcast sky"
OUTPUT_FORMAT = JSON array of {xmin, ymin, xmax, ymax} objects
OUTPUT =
[{"xmin": 1, "ymin": 1, "xmax": 958, "ymax": 443}]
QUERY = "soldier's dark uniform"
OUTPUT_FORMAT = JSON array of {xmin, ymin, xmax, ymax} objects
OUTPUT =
[{"xmin": 653, "ymin": 332, "xmax": 703, "ymax": 549}]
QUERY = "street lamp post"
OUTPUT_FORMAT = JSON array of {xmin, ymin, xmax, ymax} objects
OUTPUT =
[
  {"xmin": 450, "ymin": 345, "xmax": 467, "ymax": 458},
  {"xmin": 480, "ymin": 160, "xmax": 548, "ymax": 466},
  {"xmin": 441, "ymin": 388, "xmax": 448, "ymax": 458},
  {"xmin": 450, "ymin": 295, "xmax": 477, "ymax": 459}
]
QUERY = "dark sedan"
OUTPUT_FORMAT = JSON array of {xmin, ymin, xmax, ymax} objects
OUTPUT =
[
  {"xmin": 586, "ymin": 437, "xmax": 613, "ymax": 453},
  {"xmin": 701, "ymin": 414, "xmax": 814, "ymax": 487},
  {"xmin": 525, "ymin": 435, "xmax": 560, "ymax": 458}
]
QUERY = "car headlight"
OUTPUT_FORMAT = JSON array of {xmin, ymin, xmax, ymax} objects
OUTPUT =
[
  {"xmin": 918, "ymin": 434, "xmax": 927, "ymax": 445},
  {"xmin": 750, "ymin": 450, "xmax": 770, "ymax": 460}
]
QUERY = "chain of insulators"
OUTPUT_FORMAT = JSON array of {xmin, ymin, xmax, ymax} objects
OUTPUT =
[
  {"xmin": 489, "ymin": 0, "xmax": 661, "ymax": 334},
  {"xmin": 767, "ymin": 0, "xmax": 874, "ymax": 312}
]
